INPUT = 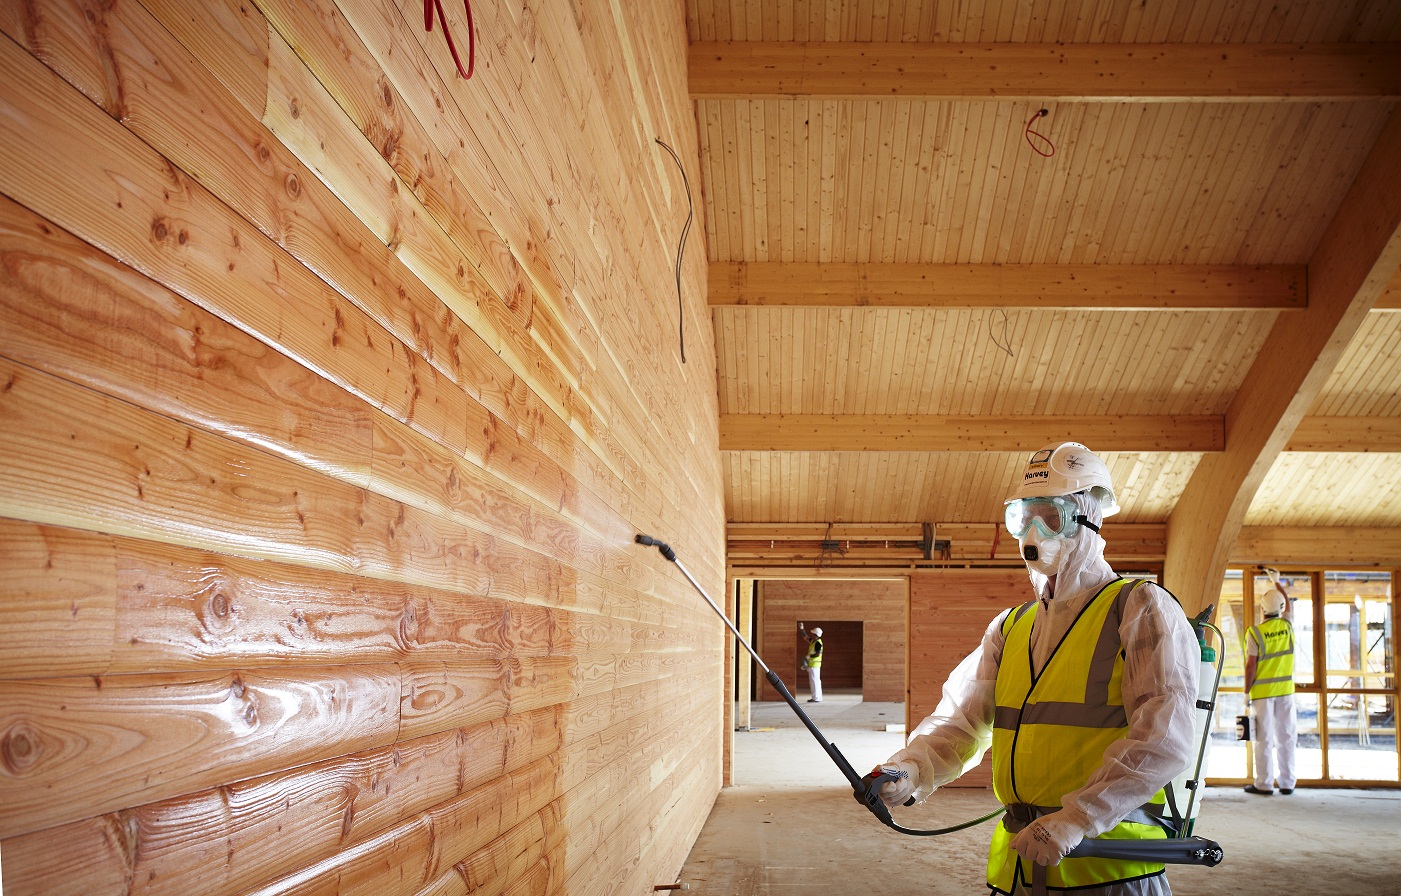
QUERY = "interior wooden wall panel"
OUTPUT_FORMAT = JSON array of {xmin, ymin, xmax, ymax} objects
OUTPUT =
[
  {"xmin": 907, "ymin": 569, "xmax": 1028, "ymax": 786},
  {"xmin": 412, "ymin": 805, "xmax": 560, "ymax": 896},
  {"xmin": 1, "ymin": 707, "xmax": 561, "ymax": 896},
  {"xmin": 0, "ymin": 2, "xmax": 721, "ymax": 895},
  {"xmin": 0, "ymin": 136, "xmax": 700, "ymax": 616},
  {"xmin": 0, "ymin": 664, "xmax": 402, "ymax": 839},
  {"xmin": 0, "ymin": 520, "xmax": 116, "ymax": 679},
  {"xmin": 254, "ymin": 0, "xmax": 711, "ymax": 548},
  {"xmin": 757, "ymin": 580, "xmax": 906, "ymax": 701}
]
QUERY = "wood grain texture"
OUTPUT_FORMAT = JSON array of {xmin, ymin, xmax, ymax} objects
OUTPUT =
[
  {"xmin": 710, "ymin": 261, "xmax": 1308, "ymax": 308},
  {"xmin": 908, "ymin": 569, "xmax": 1027, "ymax": 787},
  {"xmin": 1165, "ymin": 105, "xmax": 1401, "ymax": 613},
  {"xmin": 0, "ymin": 665, "xmax": 401, "ymax": 838},
  {"xmin": 720, "ymin": 413, "xmax": 1224, "ymax": 451},
  {"xmin": 758, "ymin": 580, "xmax": 906, "ymax": 701},
  {"xmin": 0, "ymin": 708, "xmax": 561, "ymax": 896},
  {"xmin": 0, "ymin": 519, "xmax": 116, "ymax": 679},
  {"xmin": 0, "ymin": 2, "xmax": 721, "ymax": 895}
]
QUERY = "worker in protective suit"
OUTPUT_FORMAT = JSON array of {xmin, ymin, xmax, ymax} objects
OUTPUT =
[
  {"xmin": 1243, "ymin": 569, "xmax": 1296, "ymax": 795},
  {"xmin": 802, "ymin": 626, "xmax": 824, "ymax": 703},
  {"xmin": 877, "ymin": 442, "xmax": 1200, "ymax": 895}
]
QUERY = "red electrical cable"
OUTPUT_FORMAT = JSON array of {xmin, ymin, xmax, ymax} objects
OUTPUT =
[
  {"xmin": 1024, "ymin": 108, "xmax": 1054, "ymax": 157},
  {"xmin": 426, "ymin": 0, "xmax": 476, "ymax": 80}
]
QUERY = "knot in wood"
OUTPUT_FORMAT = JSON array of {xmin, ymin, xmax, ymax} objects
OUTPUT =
[{"xmin": 1, "ymin": 720, "xmax": 43, "ymax": 775}]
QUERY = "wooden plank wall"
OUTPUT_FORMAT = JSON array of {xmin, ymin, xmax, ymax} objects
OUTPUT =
[
  {"xmin": 757, "ymin": 579, "xmax": 905, "ymax": 702},
  {"xmin": 0, "ymin": 1, "xmax": 724, "ymax": 894},
  {"xmin": 908, "ymin": 569, "xmax": 1027, "ymax": 788}
]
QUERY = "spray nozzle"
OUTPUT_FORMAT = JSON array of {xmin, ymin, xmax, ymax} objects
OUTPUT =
[{"xmin": 635, "ymin": 533, "xmax": 677, "ymax": 562}]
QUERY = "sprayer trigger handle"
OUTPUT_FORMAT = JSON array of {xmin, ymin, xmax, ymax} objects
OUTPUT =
[{"xmin": 858, "ymin": 768, "xmax": 916, "ymax": 808}]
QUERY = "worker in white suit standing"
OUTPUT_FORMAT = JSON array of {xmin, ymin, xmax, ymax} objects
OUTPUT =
[
  {"xmin": 877, "ymin": 442, "xmax": 1199, "ymax": 895},
  {"xmin": 801, "ymin": 625, "xmax": 824, "ymax": 703},
  {"xmin": 1243, "ymin": 569, "xmax": 1297, "ymax": 796}
]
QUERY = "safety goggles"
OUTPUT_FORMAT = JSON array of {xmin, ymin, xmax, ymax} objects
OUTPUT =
[{"xmin": 1004, "ymin": 496, "xmax": 1085, "ymax": 539}]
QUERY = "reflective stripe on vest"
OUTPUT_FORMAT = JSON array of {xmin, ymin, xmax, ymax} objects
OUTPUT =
[
  {"xmin": 986, "ymin": 578, "xmax": 1169, "ymax": 893},
  {"xmin": 1248, "ymin": 617, "xmax": 1295, "ymax": 699},
  {"xmin": 806, "ymin": 638, "xmax": 822, "ymax": 667}
]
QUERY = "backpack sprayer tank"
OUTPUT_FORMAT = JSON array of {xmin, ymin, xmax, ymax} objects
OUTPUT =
[{"xmin": 1164, "ymin": 607, "xmax": 1224, "ymax": 837}]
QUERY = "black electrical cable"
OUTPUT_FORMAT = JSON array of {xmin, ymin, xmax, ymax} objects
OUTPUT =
[{"xmin": 655, "ymin": 138, "xmax": 692, "ymax": 363}]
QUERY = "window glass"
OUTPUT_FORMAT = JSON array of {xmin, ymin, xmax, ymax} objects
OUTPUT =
[
  {"xmin": 1206, "ymin": 570, "xmax": 1247, "ymax": 780},
  {"xmin": 1253, "ymin": 571, "xmax": 1313, "ymax": 688},
  {"xmin": 1294, "ymin": 693, "xmax": 1322, "ymax": 782},
  {"xmin": 1322, "ymin": 571, "xmax": 1393, "ymax": 692},
  {"xmin": 1322, "ymin": 571, "xmax": 1396, "ymax": 782},
  {"xmin": 1327, "ymin": 694, "xmax": 1399, "ymax": 782}
]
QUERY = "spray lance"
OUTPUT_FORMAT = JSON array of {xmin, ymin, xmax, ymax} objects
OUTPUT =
[
  {"xmin": 635, "ymin": 534, "xmax": 994, "ymax": 836},
  {"xmin": 635, "ymin": 534, "xmax": 1224, "ymax": 866}
]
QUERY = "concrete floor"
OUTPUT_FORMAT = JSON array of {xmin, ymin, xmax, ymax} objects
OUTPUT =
[{"xmin": 678, "ymin": 691, "xmax": 1401, "ymax": 895}]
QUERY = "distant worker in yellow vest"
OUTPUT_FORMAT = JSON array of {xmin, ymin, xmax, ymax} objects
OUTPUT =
[
  {"xmin": 876, "ymin": 442, "xmax": 1199, "ymax": 895},
  {"xmin": 1243, "ymin": 569, "xmax": 1296, "ymax": 796},
  {"xmin": 801, "ymin": 625, "xmax": 824, "ymax": 703}
]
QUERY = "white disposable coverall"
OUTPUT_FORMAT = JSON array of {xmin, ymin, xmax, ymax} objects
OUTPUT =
[
  {"xmin": 1247, "ymin": 602, "xmax": 1297, "ymax": 792},
  {"xmin": 886, "ymin": 493, "xmax": 1200, "ymax": 896}
]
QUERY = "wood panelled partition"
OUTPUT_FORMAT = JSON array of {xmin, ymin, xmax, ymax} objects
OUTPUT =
[
  {"xmin": 756, "ymin": 579, "xmax": 905, "ymax": 702},
  {"xmin": 0, "ymin": 2, "xmax": 723, "ymax": 895},
  {"xmin": 908, "ymin": 569, "xmax": 1028, "ymax": 788}
]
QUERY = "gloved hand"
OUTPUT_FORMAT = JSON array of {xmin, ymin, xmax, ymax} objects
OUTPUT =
[
  {"xmin": 1011, "ymin": 811, "xmax": 1086, "ymax": 867},
  {"xmin": 874, "ymin": 760, "xmax": 920, "ymax": 806},
  {"xmin": 1263, "ymin": 567, "xmax": 1280, "ymax": 583}
]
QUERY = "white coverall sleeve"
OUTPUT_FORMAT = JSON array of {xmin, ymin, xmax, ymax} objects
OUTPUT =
[
  {"xmin": 884, "ymin": 609, "xmax": 1009, "ymax": 801},
  {"xmin": 1057, "ymin": 584, "xmax": 1200, "ymax": 838}
]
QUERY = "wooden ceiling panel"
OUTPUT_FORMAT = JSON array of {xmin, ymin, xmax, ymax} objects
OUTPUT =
[
  {"xmin": 714, "ymin": 307, "xmax": 1272, "ymax": 416},
  {"xmin": 1308, "ymin": 312, "xmax": 1401, "ymax": 416},
  {"xmin": 1249, "ymin": 453, "xmax": 1401, "ymax": 526},
  {"xmin": 696, "ymin": 99, "xmax": 1394, "ymax": 266},
  {"xmin": 722, "ymin": 450, "xmax": 1200, "ymax": 523},
  {"xmin": 691, "ymin": 1, "xmax": 1401, "ymax": 551}
]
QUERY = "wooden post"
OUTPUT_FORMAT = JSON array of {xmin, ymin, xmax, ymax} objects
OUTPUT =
[{"xmin": 735, "ymin": 579, "xmax": 754, "ymax": 730}]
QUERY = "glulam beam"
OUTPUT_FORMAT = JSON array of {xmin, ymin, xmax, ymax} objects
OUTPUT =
[
  {"xmin": 720, "ymin": 415, "xmax": 1222, "ymax": 452},
  {"xmin": 690, "ymin": 42, "xmax": 1401, "ymax": 101},
  {"xmin": 1163, "ymin": 107, "xmax": 1401, "ymax": 614},
  {"xmin": 709, "ymin": 262, "xmax": 1307, "ymax": 309}
]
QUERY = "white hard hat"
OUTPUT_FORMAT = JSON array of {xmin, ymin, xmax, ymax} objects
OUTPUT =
[
  {"xmin": 1263, "ymin": 588, "xmax": 1287, "ymax": 616},
  {"xmin": 811, "ymin": 627, "xmax": 822, "ymax": 637},
  {"xmin": 1005, "ymin": 441, "xmax": 1119, "ymax": 517}
]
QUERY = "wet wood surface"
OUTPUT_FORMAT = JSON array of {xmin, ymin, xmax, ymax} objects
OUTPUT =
[{"xmin": 0, "ymin": 0, "xmax": 720, "ymax": 893}]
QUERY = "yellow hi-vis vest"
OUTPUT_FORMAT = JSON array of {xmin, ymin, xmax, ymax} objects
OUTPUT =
[
  {"xmin": 805, "ymin": 637, "xmax": 823, "ymax": 668},
  {"xmin": 1247, "ymin": 617, "xmax": 1295, "ymax": 699},
  {"xmin": 987, "ymin": 578, "xmax": 1171, "ymax": 894}
]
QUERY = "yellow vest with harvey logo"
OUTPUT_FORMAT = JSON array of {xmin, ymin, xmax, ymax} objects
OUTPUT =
[
  {"xmin": 1247, "ymin": 617, "xmax": 1295, "ymax": 699},
  {"xmin": 987, "ymin": 578, "xmax": 1171, "ymax": 894}
]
